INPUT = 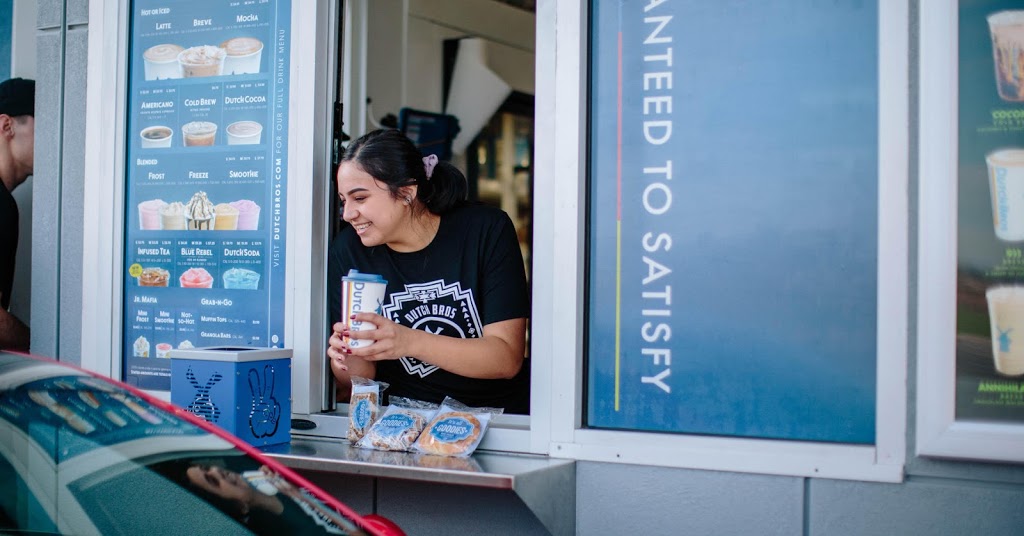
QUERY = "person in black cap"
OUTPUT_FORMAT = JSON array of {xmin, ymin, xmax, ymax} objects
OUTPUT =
[{"xmin": 0, "ymin": 77, "xmax": 34, "ymax": 350}]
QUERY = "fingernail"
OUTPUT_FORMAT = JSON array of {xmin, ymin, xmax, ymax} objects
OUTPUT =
[
  {"xmin": 345, "ymin": 348, "xmax": 352, "ymax": 354},
  {"xmin": 349, "ymin": 314, "xmax": 356, "ymax": 320},
  {"xmin": 341, "ymin": 331, "xmax": 349, "ymax": 337}
]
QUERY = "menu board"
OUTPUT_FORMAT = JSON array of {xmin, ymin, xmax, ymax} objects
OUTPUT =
[
  {"xmin": 956, "ymin": 1, "xmax": 1024, "ymax": 424},
  {"xmin": 121, "ymin": 0, "xmax": 291, "ymax": 390},
  {"xmin": 586, "ymin": 1, "xmax": 878, "ymax": 442}
]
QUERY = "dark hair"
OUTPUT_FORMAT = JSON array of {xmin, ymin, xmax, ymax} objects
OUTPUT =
[{"xmin": 341, "ymin": 128, "xmax": 467, "ymax": 214}]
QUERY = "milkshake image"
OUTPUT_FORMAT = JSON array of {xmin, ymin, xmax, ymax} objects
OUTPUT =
[
  {"xmin": 182, "ymin": 121, "xmax": 217, "ymax": 147},
  {"xmin": 185, "ymin": 191, "xmax": 217, "ymax": 230},
  {"xmin": 987, "ymin": 286, "xmax": 1024, "ymax": 376},
  {"xmin": 143, "ymin": 43, "xmax": 184, "ymax": 81},
  {"xmin": 178, "ymin": 340, "xmax": 194, "ymax": 349},
  {"xmin": 138, "ymin": 199, "xmax": 167, "ymax": 230},
  {"xmin": 226, "ymin": 120, "xmax": 263, "ymax": 145},
  {"xmin": 214, "ymin": 203, "xmax": 239, "ymax": 230},
  {"xmin": 986, "ymin": 148, "xmax": 1024, "ymax": 241},
  {"xmin": 179, "ymin": 267, "xmax": 214, "ymax": 289},
  {"xmin": 133, "ymin": 336, "xmax": 150, "ymax": 357},
  {"xmin": 160, "ymin": 202, "xmax": 187, "ymax": 230},
  {"xmin": 223, "ymin": 267, "xmax": 260, "ymax": 290},
  {"xmin": 178, "ymin": 45, "xmax": 226, "ymax": 77},
  {"xmin": 138, "ymin": 267, "xmax": 169, "ymax": 287},
  {"xmin": 155, "ymin": 343, "xmax": 172, "ymax": 358},
  {"xmin": 989, "ymin": 11, "xmax": 1024, "ymax": 101},
  {"xmin": 220, "ymin": 37, "xmax": 264, "ymax": 75},
  {"xmin": 230, "ymin": 199, "xmax": 261, "ymax": 230}
]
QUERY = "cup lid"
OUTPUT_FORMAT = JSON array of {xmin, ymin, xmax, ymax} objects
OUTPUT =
[{"xmin": 344, "ymin": 269, "xmax": 387, "ymax": 284}]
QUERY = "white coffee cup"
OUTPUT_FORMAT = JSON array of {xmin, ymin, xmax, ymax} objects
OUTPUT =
[
  {"xmin": 140, "ymin": 125, "xmax": 173, "ymax": 148},
  {"xmin": 226, "ymin": 120, "xmax": 263, "ymax": 145},
  {"xmin": 987, "ymin": 286, "xmax": 1024, "ymax": 377},
  {"xmin": 341, "ymin": 270, "xmax": 388, "ymax": 349},
  {"xmin": 220, "ymin": 37, "xmax": 264, "ymax": 75},
  {"xmin": 143, "ymin": 44, "xmax": 184, "ymax": 81},
  {"xmin": 987, "ymin": 148, "xmax": 1024, "ymax": 241}
]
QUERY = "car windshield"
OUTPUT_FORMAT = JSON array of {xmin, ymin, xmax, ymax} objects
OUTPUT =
[{"xmin": 0, "ymin": 355, "xmax": 367, "ymax": 535}]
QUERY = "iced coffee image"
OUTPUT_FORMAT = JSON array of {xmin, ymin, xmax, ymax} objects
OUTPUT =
[
  {"xmin": 182, "ymin": 121, "xmax": 217, "ymax": 147},
  {"xmin": 220, "ymin": 37, "xmax": 264, "ymax": 75},
  {"xmin": 987, "ymin": 148, "xmax": 1024, "ymax": 241},
  {"xmin": 989, "ymin": 11, "xmax": 1024, "ymax": 101},
  {"xmin": 178, "ymin": 45, "xmax": 226, "ymax": 78},
  {"xmin": 987, "ymin": 286, "xmax": 1024, "ymax": 376},
  {"xmin": 143, "ymin": 44, "xmax": 184, "ymax": 81}
]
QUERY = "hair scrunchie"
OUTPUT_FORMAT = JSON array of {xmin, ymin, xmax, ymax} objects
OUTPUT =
[{"xmin": 422, "ymin": 154, "xmax": 438, "ymax": 180}]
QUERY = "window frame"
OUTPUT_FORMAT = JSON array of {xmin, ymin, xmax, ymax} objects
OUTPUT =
[
  {"xmin": 916, "ymin": 0, "xmax": 1024, "ymax": 464},
  {"xmin": 532, "ymin": 0, "xmax": 909, "ymax": 482}
]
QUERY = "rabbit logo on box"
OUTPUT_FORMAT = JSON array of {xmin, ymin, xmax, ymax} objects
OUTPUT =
[{"xmin": 249, "ymin": 364, "xmax": 281, "ymax": 438}]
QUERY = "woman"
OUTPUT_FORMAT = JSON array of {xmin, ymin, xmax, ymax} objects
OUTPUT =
[{"xmin": 327, "ymin": 129, "xmax": 529, "ymax": 414}]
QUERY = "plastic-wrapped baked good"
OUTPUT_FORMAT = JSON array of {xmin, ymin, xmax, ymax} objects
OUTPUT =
[
  {"xmin": 347, "ymin": 376, "xmax": 388, "ymax": 443},
  {"xmin": 413, "ymin": 397, "xmax": 502, "ymax": 457},
  {"xmin": 355, "ymin": 397, "xmax": 437, "ymax": 452}
]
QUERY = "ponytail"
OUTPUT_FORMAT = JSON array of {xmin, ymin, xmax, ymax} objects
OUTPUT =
[{"xmin": 341, "ymin": 128, "xmax": 467, "ymax": 215}]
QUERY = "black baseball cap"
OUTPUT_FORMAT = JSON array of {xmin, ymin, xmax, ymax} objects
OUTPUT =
[{"xmin": 0, "ymin": 78, "xmax": 34, "ymax": 117}]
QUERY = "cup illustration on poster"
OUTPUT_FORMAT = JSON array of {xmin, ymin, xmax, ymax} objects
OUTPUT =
[
  {"xmin": 986, "ymin": 148, "xmax": 1024, "ymax": 241},
  {"xmin": 989, "ymin": 11, "xmax": 1024, "ymax": 102},
  {"xmin": 140, "ymin": 125, "xmax": 174, "ymax": 148},
  {"xmin": 138, "ymin": 196, "xmax": 261, "ymax": 231},
  {"xmin": 141, "ymin": 37, "xmax": 264, "ymax": 82},
  {"xmin": 986, "ymin": 286, "xmax": 1024, "ymax": 376}
]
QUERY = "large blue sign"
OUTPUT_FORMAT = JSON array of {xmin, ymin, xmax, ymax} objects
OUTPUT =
[
  {"xmin": 121, "ymin": 0, "xmax": 291, "ymax": 390},
  {"xmin": 587, "ymin": 1, "xmax": 878, "ymax": 443}
]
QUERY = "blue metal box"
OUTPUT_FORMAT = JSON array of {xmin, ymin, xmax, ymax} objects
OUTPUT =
[{"xmin": 168, "ymin": 346, "xmax": 292, "ymax": 446}]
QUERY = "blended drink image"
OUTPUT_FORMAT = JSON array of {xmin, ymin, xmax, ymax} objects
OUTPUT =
[
  {"xmin": 143, "ymin": 43, "xmax": 183, "ymax": 80},
  {"xmin": 987, "ymin": 286, "xmax": 1024, "ymax": 376},
  {"xmin": 214, "ymin": 203, "xmax": 239, "ymax": 230},
  {"xmin": 990, "ymin": 11, "xmax": 1024, "ymax": 101},
  {"xmin": 223, "ymin": 267, "xmax": 261, "ymax": 290},
  {"xmin": 230, "ymin": 199, "xmax": 261, "ymax": 230},
  {"xmin": 178, "ymin": 45, "xmax": 226, "ymax": 77},
  {"xmin": 182, "ymin": 121, "xmax": 217, "ymax": 147},
  {"xmin": 179, "ymin": 267, "xmax": 214, "ymax": 289},
  {"xmin": 134, "ymin": 336, "xmax": 150, "ymax": 358},
  {"xmin": 185, "ymin": 191, "xmax": 216, "ymax": 230},
  {"xmin": 220, "ymin": 36, "xmax": 264, "ymax": 74},
  {"xmin": 341, "ymin": 270, "xmax": 388, "ymax": 349},
  {"xmin": 987, "ymin": 148, "xmax": 1024, "ymax": 241},
  {"xmin": 138, "ymin": 267, "xmax": 169, "ymax": 287},
  {"xmin": 138, "ymin": 199, "xmax": 167, "ymax": 230},
  {"xmin": 160, "ymin": 202, "xmax": 187, "ymax": 230},
  {"xmin": 155, "ymin": 343, "xmax": 172, "ymax": 359}
]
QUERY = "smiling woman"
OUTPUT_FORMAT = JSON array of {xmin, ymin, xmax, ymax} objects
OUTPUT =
[{"xmin": 326, "ymin": 129, "xmax": 531, "ymax": 414}]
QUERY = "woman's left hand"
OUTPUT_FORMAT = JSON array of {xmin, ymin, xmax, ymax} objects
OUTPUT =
[{"xmin": 344, "ymin": 311, "xmax": 419, "ymax": 361}]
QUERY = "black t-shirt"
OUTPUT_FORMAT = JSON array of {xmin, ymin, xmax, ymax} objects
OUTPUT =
[
  {"xmin": 327, "ymin": 203, "xmax": 530, "ymax": 413},
  {"xmin": 0, "ymin": 182, "xmax": 18, "ymax": 310}
]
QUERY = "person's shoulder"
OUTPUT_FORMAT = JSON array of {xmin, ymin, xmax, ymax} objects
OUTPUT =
[{"xmin": 447, "ymin": 202, "xmax": 512, "ymax": 226}]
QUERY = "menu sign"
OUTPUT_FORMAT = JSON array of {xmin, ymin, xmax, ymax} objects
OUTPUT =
[
  {"xmin": 121, "ymin": 0, "xmax": 291, "ymax": 389},
  {"xmin": 956, "ymin": 1, "xmax": 1024, "ymax": 424},
  {"xmin": 586, "ymin": 1, "xmax": 878, "ymax": 442}
]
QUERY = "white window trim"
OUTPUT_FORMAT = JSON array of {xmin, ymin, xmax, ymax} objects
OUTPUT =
[
  {"xmin": 916, "ymin": 0, "xmax": 1024, "ymax": 464},
  {"xmin": 80, "ymin": 1, "xmax": 330, "ymax": 415},
  {"xmin": 533, "ymin": 0, "xmax": 908, "ymax": 482}
]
